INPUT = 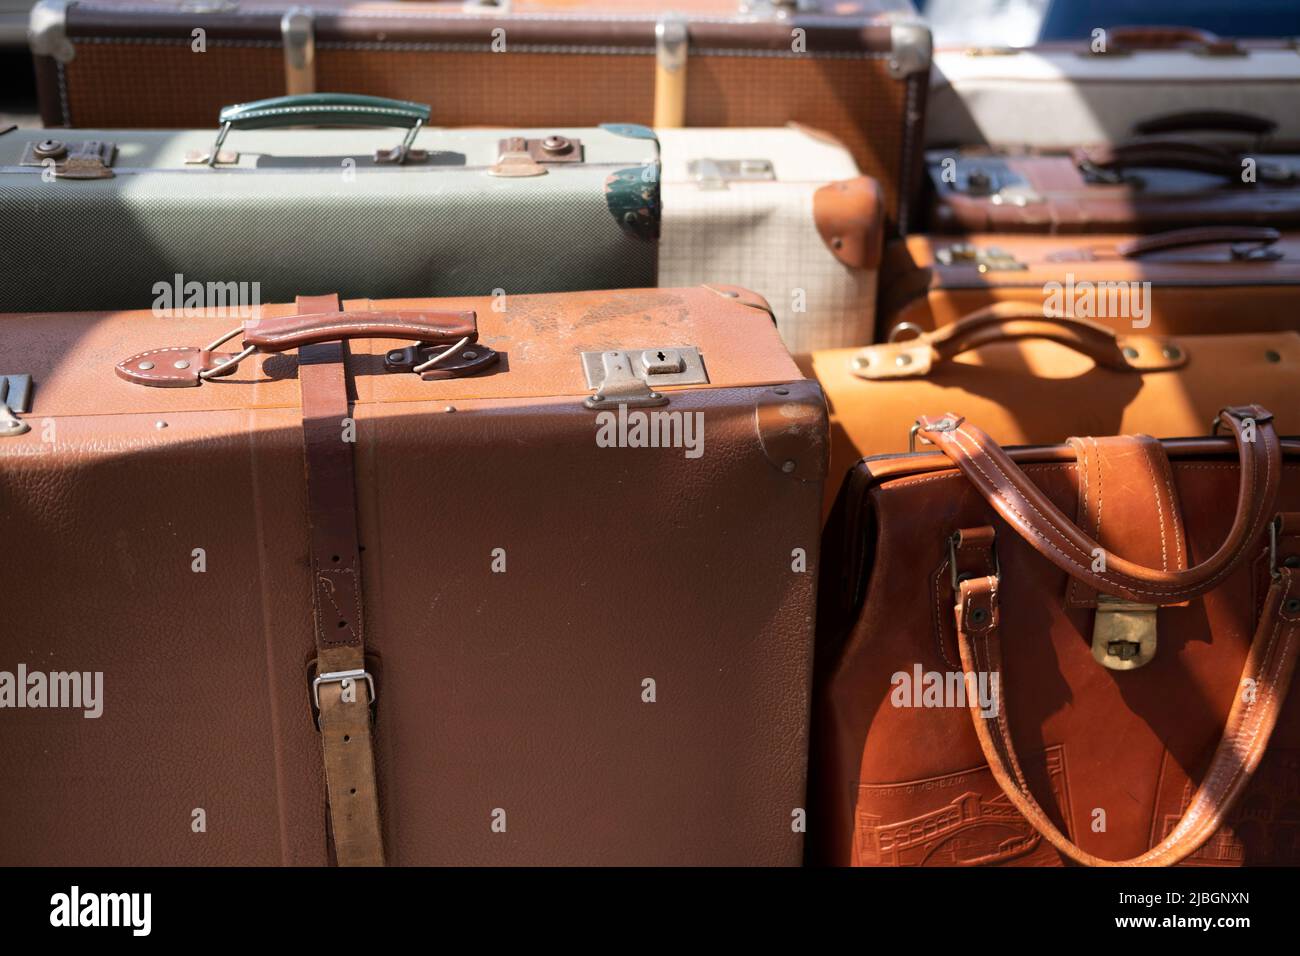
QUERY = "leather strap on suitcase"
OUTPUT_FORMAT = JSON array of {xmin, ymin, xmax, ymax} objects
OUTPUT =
[{"xmin": 297, "ymin": 293, "xmax": 384, "ymax": 867}]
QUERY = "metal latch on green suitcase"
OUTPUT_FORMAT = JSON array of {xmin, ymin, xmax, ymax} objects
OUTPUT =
[
  {"xmin": 581, "ymin": 347, "xmax": 708, "ymax": 409},
  {"xmin": 19, "ymin": 139, "xmax": 115, "ymax": 179}
]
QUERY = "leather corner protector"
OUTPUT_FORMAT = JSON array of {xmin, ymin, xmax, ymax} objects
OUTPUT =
[
  {"xmin": 814, "ymin": 177, "xmax": 884, "ymax": 271},
  {"xmin": 754, "ymin": 380, "xmax": 829, "ymax": 481}
]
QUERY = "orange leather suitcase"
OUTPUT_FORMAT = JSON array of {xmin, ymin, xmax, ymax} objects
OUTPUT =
[
  {"xmin": 802, "ymin": 303, "xmax": 1300, "ymax": 522},
  {"xmin": 0, "ymin": 285, "xmax": 827, "ymax": 865},
  {"xmin": 28, "ymin": 0, "xmax": 933, "ymax": 231},
  {"xmin": 879, "ymin": 226, "xmax": 1300, "ymax": 339}
]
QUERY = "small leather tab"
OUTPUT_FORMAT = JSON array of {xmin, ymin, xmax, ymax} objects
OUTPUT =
[{"xmin": 115, "ymin": 347, "xmax": 239, "ymax": 388}]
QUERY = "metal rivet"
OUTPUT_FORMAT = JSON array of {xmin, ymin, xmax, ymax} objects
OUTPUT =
[
  {"xmin": 214, "ymin": 356, "xmax": 230, "ymax": 365},
  {"xmin": 970, "ymin": 607, "xmax": 990, "ymax": 625},
  {"xmin": 1285, "ymin": 598, "xmax": 1300, "ymax": 614},
  {"xmin": 387, "ymin": 351, "xmax": 403, "ymax": 362},
  {"xmin": 173, "ymin": 360, "xmax": 190, "ymax": 370},
  {"xmin": 648, "ymin": 392, "xmax": 661, "ymax": 400},
  {"xmin": 444, "ymin": 405, "xmax": 456, "ymax": 413},
  {"xmin": 853, "ymin": 355, "xmax": 871, "ymax": 368},
  {"xmin": 773, "ymin": 387, "xmax": 789, "ymax": 395},
  {"xmin": 542, "ymin": 135, "xmax": 568, "ymax": 152},
  {"xmin": 1162, "ymin": 345, "xmax": 1182, "ymax": 360},
  {"xmin": 720, "ymin": 290, "xmax": 739, "ymax": 297},
  {"xmin": 831, "ymin": 237, "xmax": 843, "ymax": 249},
  {"xmin": 781, "ymin": 460, "xmax": 796, "ymax": 474},
  {"xmin": 155, "ymin": 420, "xmax": 167, "ymax": 429},
  {"xmin": 895, "ymin": 354, "xmax": 913, "ymax": 367},
  {"xmin": 1122, "ymin": 346, "xmax": 1140, "ymax": 359},
  {"xmin": 1266, "ymin": 349, "xmax": 1282, "ymax": 363},
  {"xmin": 593, "ymin": 393, "xmax": 605, "ymax": 403},
  {"xmin": 138, "ymin": 361, "xmax": 155, "ymax": 370},
  {"xmin": 463, "ymin": 350, "xmax": 478, "ymax": 360}
]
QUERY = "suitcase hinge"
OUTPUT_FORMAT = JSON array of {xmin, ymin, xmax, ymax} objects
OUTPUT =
[
  {"xmin": 581, "ymin": 347, "xmax": 708, "ymax": 409},
  {"xmin": 19, "ymin": 139, "xmax": 116, "ymax": 179},
  {"xmin": 382, "ymin": 342, "xmax": 501, "ymax": 380},
  {"xmin": 0, "ymin": 374, "xmax": 33, "ymax": 438},
  {"xmin": 1091, "ymin": 595, "xmax": 1159, "ymax": 670}
]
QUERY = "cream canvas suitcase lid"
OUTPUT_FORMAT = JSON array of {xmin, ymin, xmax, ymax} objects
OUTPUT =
[{"xmin": 656, "ymin": 126, "xmax": 860, "ymax": 183}]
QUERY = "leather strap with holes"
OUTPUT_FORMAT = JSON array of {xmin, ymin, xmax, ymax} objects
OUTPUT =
[{"xmin": 297, "ymin": 293, "xmax": 385, "ymax": 867}]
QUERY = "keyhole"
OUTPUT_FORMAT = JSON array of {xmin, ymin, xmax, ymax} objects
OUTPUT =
[{"xmin": 656, "ymin": 351, "xmax": 666, "ymax": 362}]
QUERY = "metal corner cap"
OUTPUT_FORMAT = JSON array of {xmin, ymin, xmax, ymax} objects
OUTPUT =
[
  {"xmin": 888, "ymin": 20, "xmax": 933, "ymax": 78},
  {"xmin": 29, "ymin": 0, "xmax": 74, "ymax": 63}
]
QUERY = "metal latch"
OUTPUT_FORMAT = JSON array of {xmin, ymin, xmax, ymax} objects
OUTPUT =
[
  {"xmin": 935, "ymin": 244, "xmax": 1027, "ymax": 272},
  {"xmin": 20, "ymin": 139, "xmax": 116, "ymax": 179},
  {"xmin": 688, "ymin": 158, "xmax": 775, "ymax": 189},
  {"xmin": 383, "ymin": 341, "xmax": 500, "ymax": 380},
  {"xmin": 488, "ymin": 135, "xmax": 584, "ymax": 177},
  {"xmin": 0, "ymin": 373, "xmax": 33, "ymax": 437},
  {"xmin": 1091, "ymin": 594, "xmax": 1158, "ymax": 670},
  {"xmin": 581, "ymin": 347, "xmax": 708, "ymax": 409}
]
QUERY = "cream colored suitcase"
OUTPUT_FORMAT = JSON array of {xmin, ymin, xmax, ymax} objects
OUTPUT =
[
  {"xmin": 927, "ymin": 34, "xmax": 1300, "ymax": 148},
  {"xmin": 657, "ymin": 126, "xmax": 882, "ymax": 354}
]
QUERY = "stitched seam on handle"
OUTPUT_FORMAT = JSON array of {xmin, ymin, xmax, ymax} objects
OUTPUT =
[
  {"xmin": 1137, "ymin": 439, "xmax": 1171, "ymax": 572},
  {"xmin": 950, "ymin": 425, "xmax": 1274, "ymax": 601}
]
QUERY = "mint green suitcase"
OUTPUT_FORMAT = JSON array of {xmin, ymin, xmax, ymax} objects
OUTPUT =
[{"xmin": 0, "ymin": 94, "xmax": 660, "ymax": 312}]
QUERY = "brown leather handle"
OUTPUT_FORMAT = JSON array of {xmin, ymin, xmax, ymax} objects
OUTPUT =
[
  {"xmin": 1077, "ymin": 140, "xmax": 1244, "ymax": 180},
  {"xmin": 241, "ymin": 309, "xmax": 478, "ymax": 353},
  {"xmin": 856, "ymin": 304, "xmax": 1184, "ymax": 381},
  {"xmin": 928, "ymin": 305, "xmax": 1141, "ymax": 370},
  {"xmin": 1107, "ymin": 25, "xmax": 1239, "ymax": 53},
  {"xmin": 953, "ymin": 557, "xmax": 1300, "ymax": 867},
  {"xmin": 1115, "ymin": 226, "xmax": 1280, "ymax": 259},
  {"xmin": 916, "ymin": 407, "xmax": 1281, "ymax": 604},
  {"xmin": 1133, "ymin": 110, "xmax": 1277, "ymax": 138}
]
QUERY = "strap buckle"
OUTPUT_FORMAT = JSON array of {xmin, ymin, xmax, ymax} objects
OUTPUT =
[
  {"xmin": 949, "ymin": 530, "xmax": 999, "ymax": 591},
  {"xmin": 312, "ymin": 668, "xmax": 376, "ymax": 710}
]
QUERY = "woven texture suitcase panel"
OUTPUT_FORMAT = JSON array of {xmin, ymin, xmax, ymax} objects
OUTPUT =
[
  {"xmin": 661, "ymin": 182, "xmax": 876, "ymax": 353},
  {"xmin": 60, "ymin": 42, "xmax": 283, "ymax": 127},
  {"xmin": 317, "ymin": 49, "xmax": 658, "ymax": 127}
]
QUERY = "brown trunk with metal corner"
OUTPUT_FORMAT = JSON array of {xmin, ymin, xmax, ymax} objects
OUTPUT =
[
  {"xmin": 879, "ymin": 227, "xmax": 1300, "ymax": 337},
  {"xmin": 800, "ymin": 302, "xmax": 1300, "ymax": 522},
  {"xmin": 28, "ymin": 0, "xmax": 932, "ymax": 231},
  {"xmin": 811, "ymin": 408, "xmax": 1300, "ymax": 866},
  {"xmin": 924, "ymin": 138, "xmax": 1300, "ymax": 234},
  {"xmin": 0, "ymin": 285, "xmax": 825, "ymax": 866}
]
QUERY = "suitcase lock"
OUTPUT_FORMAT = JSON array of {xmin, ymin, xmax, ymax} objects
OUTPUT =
[
  {"xmin": 0, "ymin": 374, "xmax": 32, "ymax": 438},
  {"xmin": 1091, "ymin": 596, "xmax": 1158, "ymax": 670}
]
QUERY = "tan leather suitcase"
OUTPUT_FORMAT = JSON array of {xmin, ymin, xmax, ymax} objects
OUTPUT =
[
  {"xmin": 879, "ymin": 226, "xmax": 1300, "ymax": 339},
  {"xmin": 0, "ymin": 285, "xmax": 827, "ymax": 865},
  {"xmin": 28, "ymin": 0, "xmax": 932, "ymax": 231},
  {"xmin": 811, "ymin": 409, "xmax": 1300, "ymax": 866},
  {"xmin": 803, "ymin": 304, "xmax": 1300, "ymax": 521}
]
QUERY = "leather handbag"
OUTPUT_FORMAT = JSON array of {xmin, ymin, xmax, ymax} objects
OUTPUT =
[
  {"xmin": 811, "ymin": 407, "xmax": 1300, "ymax": 866},
  {"xmin": 804, "ymin": 302, "xmax": 1300, "ymax": 519}
]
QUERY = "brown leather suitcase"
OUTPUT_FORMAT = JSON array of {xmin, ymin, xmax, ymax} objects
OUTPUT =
[
  {"xmin": 802, "ymin": 303, "xmax": 1300, "ymax": 522},
  {"xmin": 879, "ymin": 226, "xmax": 1300, "ymax": 339},
  {"xmin": 925, "ymin": 132, "xmax": 1300, "ymax": 234},
  {"xmin": 0, "ymin": 285, "xmax": 827, "ymax": 865},
  {"xmin": 811, "ymin": 409, "xmax": 1300, "ymax": 866},
  {"xmin": 27, "ymin": 0, "xmax": 933, "ymax": 231}
]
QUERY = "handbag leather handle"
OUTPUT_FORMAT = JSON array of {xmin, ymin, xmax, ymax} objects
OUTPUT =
[
  {"xmin": 952, "ymin": 550, "xmax": 1300, "ymax": 866},
  {"xmin": 241, "ymin": 309, "xmax": 477, "ymax": 353},
  {"xmin": 1115, "ymin": 226, "xmax": 1280, "ymax": 259},
  {"xmin": 915, "ymin": 407, "xmax": 1281, "ymax": 604},
  {"xmin": 857, "ymin": 304, "xmax": 1185, "ymax": 381},
  {"xmin": 1133, "ymin": 109, "xmax": 1277, "ymax": 138}
]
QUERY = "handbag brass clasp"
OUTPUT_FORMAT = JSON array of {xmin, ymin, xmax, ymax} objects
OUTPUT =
[{"xmin": 1091, "ymin": 594, "xmax": 1158, "ymax": 670}]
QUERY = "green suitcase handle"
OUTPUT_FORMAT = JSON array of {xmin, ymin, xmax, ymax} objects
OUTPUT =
[
  {"xmin": 217, "ymin": 93, "xmax": 431, "ymax": 130},
  {"xmin": 208, "ymin": 94, "xmax": 432, "ymax": 165}
]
